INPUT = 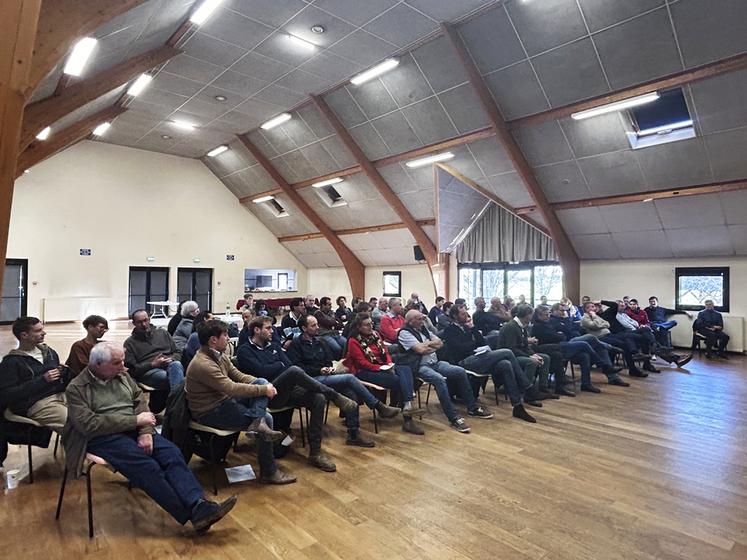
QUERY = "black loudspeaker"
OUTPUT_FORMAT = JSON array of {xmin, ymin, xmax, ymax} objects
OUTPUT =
[{"xmin": 413, "ymin": 245, "xmax": 425, "ymax": 261}]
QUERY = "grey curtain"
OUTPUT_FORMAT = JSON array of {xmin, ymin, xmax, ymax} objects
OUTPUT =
[{"xmin": 456, "ymin": 203, "xmax": 556, "ymax": 263}]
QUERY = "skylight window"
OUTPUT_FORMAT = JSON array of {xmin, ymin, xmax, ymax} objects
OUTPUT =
[
  {"xmin": 317, "ymin": 185, "xmax": 347, "ymax": 208},
  {"xmin": 626, "ymin": 88, "xmax": 695, "ymax": 149},
  {"xmin": 268, "ymin": 198, "xmax": 289, "ymax": 217}
]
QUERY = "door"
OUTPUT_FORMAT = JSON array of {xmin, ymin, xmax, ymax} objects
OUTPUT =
[
  {"xmin": 177, "ymin": 267, "xmax": 213, "ymax": 312},
  {"xmin": 128, "ymin": 267, "xmax": 169, "ymax": 316},
  {"xmin": 0, "ymin": 259, "xmax": 28, "ymax": 323}
]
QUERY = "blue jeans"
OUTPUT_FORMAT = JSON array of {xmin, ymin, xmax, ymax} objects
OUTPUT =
[
  {"xmin": 315, "ymin": 373, "xmax": 379, "ymax": 430},
  {"xmin": 87, "ymin": 432, "xmax": 203, "ymax": 525},
  {"xmin": 460, "ymin": 349, "xmax": 531, "ymax": 406},
  {"xmin": 141, "ymin": 361, "xmax": 185, "ymax": 412},
  {"xmin": 560, "ymin": 342, "xmax": 594, "ymax": 385},
  {"xmin": 356, "ymin": 365, "xmax": 415, "ymax": 407},
  {"xmin": 651, "ymin": 320, "xmax": 676, "ymax": 346},
  {"xmin": 320, "ymin": 334, "xmax": 346, "ymax": 359},
  {"xmin": 418, "ymin": 360, "xmax": 476, "ymax": 422},
  {"xmin": 197, "ymin": 379, "xmax": 276, "ymax": 476}
]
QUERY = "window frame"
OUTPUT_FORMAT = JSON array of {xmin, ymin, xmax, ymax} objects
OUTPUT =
[
  {"xmin": 674, "ymin": 266, "xmax": 730, "ymax": 312},
  {"xmin": 382, "ymin": 271, "xmax": 402, "ymax": 298}
]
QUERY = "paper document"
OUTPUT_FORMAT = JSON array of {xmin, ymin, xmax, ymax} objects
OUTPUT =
[
  {"xmin": 225, "ymin": 464, "xmax": 256, "ymax": 483},
  {"xmin": 379, "ymin": 363, "xmax": 394, "ymax": 371},
  {"xmin": 473, "ymin": 345, "xmax": 490, "ymax": 355}
]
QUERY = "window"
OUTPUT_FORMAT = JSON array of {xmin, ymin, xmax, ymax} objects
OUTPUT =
[
  {"xmin": 128, "ymin": 267, "xmax": 169, "ymax": 316},
  {"xmin": 244, "ymin": 268, "xmax": 297, "ymax": 292},
  {"xmin": 457, "ymin": 261, "xmax": 564, "ymax": 308},
  {"xmin": 458, "ymin": 267, "xmax": 481, "ymax": 310},
  {"xmin": 505, "ymin": 268, "xmax": 532, "ymax": 304},
  {"xmin": 316, "ymin": 185, "xmax": 348, "ymax": 208},
  {"xmin": 382, "ymin": 271, "xmax": 401, "ymax": 297},
  {"xmin": 534, "ymin": 265, "xmax": 564, "ymax": 305},
  {"xmin": 177, "ymin": 267, "xmax": 213, "ymax": 311},
  {"xmin": 626, "ymin": 88, "xmax": 694, "ymax": 150},
  {"xmin": 675, "ymin": 267, "xmax": 729, "ymax": 312}
]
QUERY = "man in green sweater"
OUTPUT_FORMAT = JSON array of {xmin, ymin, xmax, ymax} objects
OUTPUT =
[{"xmin": 63, "ymin": 341, "xmax": 235, "ymax": 534}]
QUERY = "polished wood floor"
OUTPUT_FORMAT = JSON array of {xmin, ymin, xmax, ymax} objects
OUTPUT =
[{"xmin": 2, "ymin": 322, "xmax": 746, "ymax": 559}]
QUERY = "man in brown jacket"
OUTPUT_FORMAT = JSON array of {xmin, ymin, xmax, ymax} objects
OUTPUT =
[
  {"xmin": 186, "ymin": 320, "xmax": 296, "ymax": 485},
  {"xmin": 63, "ymin": 341, "xmax": 235, "ymax": 534}
]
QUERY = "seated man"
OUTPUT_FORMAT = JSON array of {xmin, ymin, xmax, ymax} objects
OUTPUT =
[
  {"xmin": 185, "ymin": 320, "xmax": 295, "ymax": 484},
  {"xmin": 644, "ymin": 296, "xmax": 692, "ymax": 347},
  {"xmin": 287, "ymin": 315, "xmax": 400, "ymax": 446},
  {"xmin": 67, "ymin": 314, "xmax": 109, "ymax": 377},
  {"xmin": 379, "ymin": 297, "xmax": 405, "ymax": 344},
  {"xmin": 304, "ymin": 295, "xmax": 318, "ymax": 316},
  {"xmin": 0, "ymin": 316, "xmax": 67, "ymax": 432},
  {"xmin": 472, "ymin": 297, "xmax": 494, "ymax": 336},
  {"xmin": 314, "ymin": 296, "xmax": 346, "ymax": 359},
  {"xmin": 598, "ymin": 300, "xmax": 659, "ymax": 373},
  {"xmin": 280, "ymin": 297, "xmax": 306, "ymax": 341},
  {"xmin": 443, "ymin": 305, "xmax": 536, "ymax": 423},
  {"xmin": 172, "ymin": 300, "xmax": 200, "ymax": 351},
  {"xmin": 579, "ymin": 302, "xmax": 639, "ymax": 382},
  {"xmin": 371, "ymin": 296, "xmax": 389, "ymax": 331},
  {"xmin": 399, "ymin": 310, "xmax": 492, "ymax": 433},
  {"xmin": 627, "ymin": 299, "xmax": 691, "ymax": 367},
  {"xmin": 408, "ymin": 292, "xmax": 428, "ymax": 315},
  {"xmin": 334, "ymin": 296, "xmax": 353, "ymax": 325},
  {"xmin": 181, "ymin": 311, "xmax": 214, "ymax": 369},
  {"xmin": 124, "ymin": 309, "xmax": 185, "ymax": 413},
  {"xmin": 64, "ymin": 342, "xmax": 236, "ymax": 534},
  {"xmin": 696, "ymin": 300, "xmax": 730, "ymax": 358},
  {"xmin": 236, "ymin": 316, "xmax": 357, "ymax": 472},
  {"xmin": 428, "ymin": 296, "xmax": 445, "ymax": 326}
]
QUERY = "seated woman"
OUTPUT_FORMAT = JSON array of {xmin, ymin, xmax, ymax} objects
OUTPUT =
[{"xmin": 343, "ymin": 313, "xmax": 425, "ymax": 435}]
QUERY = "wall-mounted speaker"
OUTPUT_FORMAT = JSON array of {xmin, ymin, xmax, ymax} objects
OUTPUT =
[{"xmin": 413, "ymin": 245, "xmax": 425, "ymax": 262}]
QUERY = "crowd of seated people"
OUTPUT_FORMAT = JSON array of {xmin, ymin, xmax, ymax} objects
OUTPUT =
[{"xmin": 0, "ymin": 291, "xmax": 730, "ymax": 534}]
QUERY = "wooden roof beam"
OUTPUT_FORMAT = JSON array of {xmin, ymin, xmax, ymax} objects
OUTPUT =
[
  {"xmin": 21, "ymin": 45, "xmax": 179, "ymax": 150},
  {"xmin": 237, "ymin": 134, "xmax": 366, "ymax": 297},
  {"xmin": 277, "ymin": 219, "xmax": 436, "ymax": 243}
]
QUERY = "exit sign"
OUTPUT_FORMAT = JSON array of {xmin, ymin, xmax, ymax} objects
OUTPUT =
[{"xmin": 80, "ymin": 248, "xmax": 92, "ymax": 256}]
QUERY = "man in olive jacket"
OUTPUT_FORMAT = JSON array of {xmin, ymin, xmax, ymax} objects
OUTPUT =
[{"xmin": 63, "ymin": 341, "xmax": 236, "ymax": 534}]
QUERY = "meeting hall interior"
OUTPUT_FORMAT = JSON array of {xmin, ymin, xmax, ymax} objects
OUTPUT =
[{"xmin": 1, "ymin": 0, "xmax": 746, "ymax": 558}]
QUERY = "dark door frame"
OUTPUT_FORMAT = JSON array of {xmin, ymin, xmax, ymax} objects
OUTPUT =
[
  {"xmin": 0, "ymin": 258, "xmax": 28, "ymax": 324},
  {"xmin": 128, "ymin": 266, "xmax": 170, "ymax": 316},
  {"xmin": 177, "ymin": 267, "xmax": 213, "ymax": 311}
]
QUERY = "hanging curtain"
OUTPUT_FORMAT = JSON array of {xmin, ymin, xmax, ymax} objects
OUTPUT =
[{"xmin": 456, "ymin": 203, "xmax": 556, "ymax": 263}]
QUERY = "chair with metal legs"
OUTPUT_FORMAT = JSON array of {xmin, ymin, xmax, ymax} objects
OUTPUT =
[
  {"xmin": 186, "ymin": 421, "xmax": 241, "ymax": 496},
  {"xmin": 2, "ymin": 409, "xmax": 57, "ymax": 484}
]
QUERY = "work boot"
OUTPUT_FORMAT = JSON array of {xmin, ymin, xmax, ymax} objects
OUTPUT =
[
  {"xmin": 246, "ymin": 416, "xmax": 284, "ymax": 442},
  {"xmin": 259, "ymin": 469, "xmax": 297, "ymax": 485},
  {"xmin": 512, "ymin": 404, "xmax": 536, "ymax": 423},
  {"xmin": 191, "ymin": 495, "xmax": 238, "ymax": 534},
  {"xmin": 345, "ymin": 429, "xmax": 375, "ymax": 447},
  {"xmin": 308, "ymin": 451, "xmax": 337, "ymax": 472},
  {"xmin": 330, "ymin": 392, "xmax": 359, "ymax": 414},
  {"xmin": 375, "ymin": 401, "xmax": 400, "ymax": 419},
  {"xmin": 402, "ymin": 416, "xmax": 425, "ymax": 435}
]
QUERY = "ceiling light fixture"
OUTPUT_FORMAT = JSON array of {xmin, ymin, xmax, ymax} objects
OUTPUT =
[
  {"xmin": 252, "ymin": 195, "xmax": 275, "ymax": 203},
  {"xmin": 190, "ymin": 0, "xmax": 223, "ymax": 25},
  {"xmin": 312, "ymin": 177, "xmax": 343, "ymax": 188},
  {"xmin": 405, "ymin": 151, "xmax": 455, "ymax": 168},
  {"xmin": 642, "ymin": 198, "xmax": 654, "ymax": 202},
  {"xmin": 92, "ymin": 122, "xmax": 111, "ymax": 136},
  {"xmin": 63, "ymin": 37, "xmax": 98, "ymax": 76},
  {"xmin": 286, "ymin": 34, "xmax": 316, "ymax": 50},
  {"xmin": 637, "ymin": 119, "xmax": 693, "ymax": 137},
  {"xmin": 161, "ymin": 134, "xmax": 172, "ymax": 139},
  {"xmin": 172, "ymin": 120, "xmax": 196, "ymax": 131},
  {"xmin": 571, "ymin": 92, "xmax": 660, "ymax": 120},
  {"xmin": 214, "ymin": 95, "xmax": 227, "ymax": 102},
  {"xmin": 36, "ymin": 126, "xmax": 51, "ymax": 141},
  {"xmin": 126, "ymin": 73, "xmax": 153, "ymax": 96},
  {"xmin": 261, "ymin": 113, "xmax": 291, "ymax": 130},
  {"xmin": 350, "ymin": 58, "xmax": 399, "ymax": 85},
  {"xmin": 207, "ymin": 145, "xmax": 228, "ymax": 157},
  {"xmin": 311, "ymin": 25, "xmax": 325, "ymax": 34}
]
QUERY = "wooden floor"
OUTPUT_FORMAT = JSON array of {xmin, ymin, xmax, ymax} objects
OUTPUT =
[{"xmin": 2, "ymin": 322, "xmax": 747, "ymax": 559}]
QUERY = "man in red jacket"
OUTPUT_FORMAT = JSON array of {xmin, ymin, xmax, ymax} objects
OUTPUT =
[{"xmin": 378, "ymin": 298, "xmax": 405, "ymax": 343}]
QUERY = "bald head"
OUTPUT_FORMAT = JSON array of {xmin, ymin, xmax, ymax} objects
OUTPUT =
[{"xmin": 405, "ymin": 309, "xmax": 425, "ymax": 327}]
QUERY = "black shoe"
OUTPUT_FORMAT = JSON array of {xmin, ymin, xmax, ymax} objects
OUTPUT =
[
  {"xmin": 607, "ymin": 366, "xmax": 624, "ymax": 374},
  {"xmin": 633, "ymin": 353, "xmax": 651, "ymax": 361},
  {"xmin": 717, "ymin": 351, "xmax": 729, "ymax": 359},
  {"xmin": 580, "ymin": 384, "xmax": 601, "ymax": 393},
  {"xmin": 449, "ymin": 417, "xmax": 471, "ymax": 433},
  {"xmin": 705, "ymin": 352, "xmax": 715, "ymax": 359},
  {"xmin": 512, "ymin": 404, "xmax": 536, "ymax": 423},
  {"xmin": 642, "ymin": 363, "xmax": 660, "ymax": 373},
  {"xmin": 402, "ymin": 417, "xmax": 425, "ymax": 435},
  {"xmin": 191, "ymin": 495, "xmax": 238, "ymax": 534},
  {"xmin": 467, "ymin": 406, "xmax": 494, "ymax": 419},
  {"xmin": 675, "ymin": 354, "xmax": 693, "ymax": 367},
  {"xmin": 555, "ymin": 386, "xmax": 576, "ymax": 397},
  {"xmin": 524, "ymin": 400, "xmax": 543, "ymax": 407},
  {"xmin": 629, "ymin": 369, "xmax": 648, "ymax": 378},
  {"xmin": 609, "ymin": 377, "xmax": 630, "ymax": 387},
  {"xmin": 345, "ymin": 430, "xmax": 375, "ymax": 448},
  {"xmin": 375, "ymin": 401, "xmax": 401, "ymax": 419},
  {"xmin": 538, "ymin": 391, "xmax": 560, "ymax": 400}
]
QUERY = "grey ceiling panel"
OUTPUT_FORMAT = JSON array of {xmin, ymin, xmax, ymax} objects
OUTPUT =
[
  {"xmin": 231, "ymin": 52, "xmax": 294, "ymax": 82},
  {"xmin": 577, "ymin": 150, "xmax": 647, "ymax": 197},
  {"xmin": 320, "ymin": 135, "xmax": 357, "ymax": 168},
  {"xmin": 577, "ymin": 0, "xmax": 665, "ymax": 32},
  {"xmin": 364, "ymin": 3, "xmax": 439, "ymax": 48},
  {"xmin": 592, "ymin": 8, "xmax": 682, "ymax": 90},
  {"xmin": 445, "ymin": 145, "xmax": 486, "ymax": 180},
  {"xmin": 598, "ymin": 202, "xmax": 663, "ymax": 233},
  {"xmin": 532, "ymin": 38, "xmax": 610, "ymax": 107},
  {"xmin": 296, "ymin": 104, "xmax": 335, "ymax": 140},
  {"xmin": 299, "ymin": 141, "xmax": 340, "ymax": 175},
  {"xmin": 252, "ymin": 84, "xmax": 306, "ymax": 109},
  {"xmin": 534, "ymin": 161, "xmax": 591, "ymax": 203},
  {"xmin": 285, "ymin": 5, "xmax": 357, "ymax": 48},
  {"xmin": 348, "ymin": 79, "xmax": 398, "ymax": 120},
  {"xmin": 199, "ymin": 7, "xmax": 274, "ymax": 50},
  {"xmin": 457, "ymin": 5, "xmax": 525, "ymax": 74},
  {"xmin": 193, "ymin": 85, "xmax": 242, "ymax": 108},
  {"xmin": 513, "ymin": 121, "xmax": 573, "ymax": 166},
  {"xmin": 557, "ymin": 206, "xmax": 609, "ymax": 235},
  {"xmin": 223, "ymin": 0, "xmax": 307, "ymax": 28},
  {"xmin": 404, "ymin": 0, "xmax": 492, "ymax": 22},
  {"xmin": 281, "ymin": 150, "xmax": 320, "ymax": 182},
  {"xmin": 279, "ymin": 116, "xmax": 317, "ymax": 148},
  {"xmin": 690, "ymin": 69, "xmax": 747, "ymax": 135},
  {"xmin": 273, "ymin": 69, "xmax": 332, "ymax": 95},
  {"xmin": 179, "ymin": 97, "xmax": 232, "ymax": 120},
  {"xmin": 635, "ymin": 137, "xmax": 713, "ymax": 188},
  {"xmin": 132, "ymin": 86, "xmax": 189, "ymax": 112},
  {"xmin": 506, "ymin": 0, "xmax": 587, "ymax": 57},
  {"xmin": 612, "ymin": 230, "xmax": 673, "ymax": 258},
  {"xmin": 324, "ymin": 88, "xmax": 367, "ymax": 128},
  {"xmin": 299, "ymin": 51, "xmax": 363, "ymax": 82},
  {"xmin": 704, "ymin": 127, "xmax": 747, "ymax": 182},
  {"xmin": 485, "ymin": 172, "xmax": 534, "ymax": 207},
  {"xmin": 665, "ymin": 225, "xmax": 734, "ymax": 257},
  {"xmin": 370, "ymin": 111, "xmax": 422, "ymax": 154},
  {"xmin": 467, "ymin": 136, "xmax": 514, "ymax": 176},
  {"xmin": 405, "ymin": 164, "xmax": 437, "ymax": 191},
  {"xmin": 164, "ymin": 54, "xmax": 225, "ymax": 83},
  {"xmin": 401, "ymin": 96, "xmax": 458, "ymax": 145},
  {"xmin": 670, "ymin": 0, "xmax": 747, "ymax": 68},
  {"xmin": 484, "ymin": 61, "xmax": 550, "ymax": 120},
  {"xmin": 183, "ymin": 32, "xmax": 247, "ymax": 67},
  {"xmin": 349, "ymin": 122, "xmax": 391, "ymax": 160},
  {"xmin": 328, "ymin": 29, "xmax": 396, "ymax": 66},
  {"xmin": 729, "ymin": 225, "xmax": 747, "ymax": 254},
  {"xmin": 52, "ymin": 87, "xmax": 127, "ymax": 130},
  {"xmin": 379, "ymin": 163, "xmax": 420, "ymax": 195},
  {"xmin": 569, "ymin": 233, "xmax": 619, "ymax": 259},
  {"xmin": 379, "ymin": 54, "xmax": 433, "ymax": 108},
  {"xmin": 559, "ymin": 113, "xmax": 630, "ymax": 158},
  {"xmin": 233, "ymin": 97, "xmax": 283, "ymax": 122},
  {"xmin": 246, "ymin": 130, "xmax": 279, "ymax": 158},
  {"xmin": 438, "ymin": 84, "xmax": 491, "ymax": 135},
  {"xmin": 654, "ymin": 194, "xmax": 725, "ymax": 229},
  {"xmin": 397, "ymin": 191, "xmax": 435, "ymax": 220},
  {"xmin": 253, "ymin": 31, "xmax": 319, "ymax": 66},
  {"xmin": 205, "ymin": 138, "xmax": 256, "ymax": 178},
  {"xmin": 411, "ymin": 35, "xmax": 470, "ymax": 94},
  {"xmin": 313, "ymin": 0, "xmax": 399, "ymax": 26},
  {"xmin": 720, "ymin": 190, "xmax": 747, "ymax": 225},
  {"xmin": 151, "ymin": 71, "xmax": 205, "ymax": 97},
  {"xmin": 209, "ymin": 70, "xmax": 267, "ymax": 97},
  {"xmin": 212, "ymin": 111, "xmax": 261, "ymax": 133},
  {"xmin": 29, "ymin": 60, "xmax": 64, "ymax": 103}
]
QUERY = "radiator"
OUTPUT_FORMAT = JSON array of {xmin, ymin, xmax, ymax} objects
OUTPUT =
[
  {"xmin": 670, "ymin": 315, "xmax": 744, "ymax": 353},
  {"xmin": 42, "ymin": 297, "xmax": 121, "ymax": 322}
]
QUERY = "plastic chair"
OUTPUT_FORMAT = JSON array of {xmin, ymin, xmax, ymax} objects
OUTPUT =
[
  {"xmin": 3, "ymin": 408, "xmax": 58, "ymax": 484},
  {"xmin": 187, "ymin": 421, "xmax": 241, "ymax": 496}
]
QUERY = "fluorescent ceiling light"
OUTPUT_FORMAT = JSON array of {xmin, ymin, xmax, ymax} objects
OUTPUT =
[
  {"xmin": 172, "ymin": 120, "xmax": 196, "ymax": 131},
  {"xmin": 637, "ymin": 119, "xmax": 693, "ymax": 137},
  {"xmin": 190, "ymin": 0, "xmax": 223, "ymax": 25},
  {"xmin": 405, "ymin": 152, "xmax": 455, "ymax": 168},
  {"xmin": 571, "ymin": 92, "xmax": 660, "ymax": 120},
  {"xmin": 63, "ymin": 37, "xmax": 97, "ymax": 76},
  {"xmin": 350, "ymin": 58, "xmax": 399, "ymax": 85},
  {"xmin": 642, "ymin": 198, "xmax": 654, "ymax": 202},
  {"xmin": 207, "ymin": 145, "xmax": 228, "ymax": 157},
  {"xmin": 261, "ymin": 113, "xmax": 291, "ymax": 130},
  {"xmin": 92, "ymin": 122, "xmax": 111, "ymax": 136},
  {"xmin": 253, "ymin": 195, "xmax": 275, "ymax": 204},
  {"xmin": 286, "ymin": 34, "xmax": 316, "ymax": 50},
  {"xmin": 312, "ymin": 177, "xmax": 343, "ymax": 188},
  {"xmin": 126, "ymin": 74, "xmax": 153, "ymax": 97},
  {"xmin": 36, "ymin": 126, "xmax": 51, "ymax": 141}
]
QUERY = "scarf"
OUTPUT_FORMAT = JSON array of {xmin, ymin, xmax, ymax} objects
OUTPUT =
[{"xmin": 356, "ymin": 332, "xmax": 387, "ymax": 365}]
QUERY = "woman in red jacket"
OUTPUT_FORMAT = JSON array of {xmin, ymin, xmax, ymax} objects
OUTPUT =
[{"xmin": 344, "ymin": 313, "xmax": 424, "ymax": 435}]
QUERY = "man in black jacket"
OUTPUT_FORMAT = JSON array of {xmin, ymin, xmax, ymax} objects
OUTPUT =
[
  {"xmin": 0, "ymin": 317, "xmax": 67, "ymax": 432},
  {"xmin": 644, "ymin": 296, "xmax": 692, "ymax": 347},
  {"xmin": 280, "ymin": 297, "xmax": 305, "ymax": 341},
  {"xmin": 286, "ymin": 315, "xmax": 399, "ymax": 447}
]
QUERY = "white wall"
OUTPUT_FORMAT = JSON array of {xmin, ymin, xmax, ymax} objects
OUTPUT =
[
  {"xmin": 581, "ymin": 257, "xmax": 747, "ymax": 352},
  {"xmin": 10, "ymin": 141, "xmax": 307, "ymax": 320}
]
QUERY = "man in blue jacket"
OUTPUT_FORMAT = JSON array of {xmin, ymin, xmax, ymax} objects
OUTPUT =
[
  {"xmin": 644, "ymin": 296, "xmax": 692, "ymax": 347},
  {"xmin": 695, "ymin": 300, "xmax": 730, "ymax": 358}
]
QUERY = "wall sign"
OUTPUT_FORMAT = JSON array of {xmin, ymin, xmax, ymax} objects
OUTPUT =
[
  {"xmin": 226, "ymin": 254, "xmax": 235, "ymax": 261},
  {"xmin": 79, "ymin": 248, "xmax": 92, "ymax": 256}
]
